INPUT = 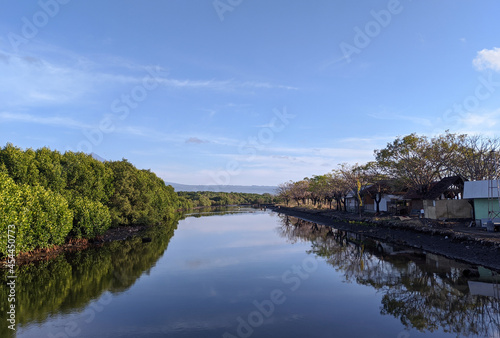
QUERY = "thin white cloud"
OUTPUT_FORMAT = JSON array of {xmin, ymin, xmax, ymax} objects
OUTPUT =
[
  {"xmin": 0, "ymin": 53, "xmax": 92, "ymax": 107},
  {"xmin": 0, "ymin": 112, "xmax": 92, "ymax": 129},
  {"xmin": 368, "ymin": 112, "xmax": 432, "ymax": 127},
  {"xmin": 153, "ymin": 145, "xmax": 376, "ymax": 185},
  {"xmin": 0, "ymin": 48, "xmax": 297, "ymax": 110},
  {"xmin": 156, "ymin": 78, "xmax": 297, "ymax": 91},
  {"xmin": 454, "ymin": 109, "xmax": 500, "ymax": 136},
  {"xmin": 240, "ymin": 81, "xmax": 298, "ymax": 91},
  {"xmin": 473, "ymin": 47, "xmax": 500, "ymax": 72}
]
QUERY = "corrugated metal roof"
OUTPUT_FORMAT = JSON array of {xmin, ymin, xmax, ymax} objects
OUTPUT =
[{"xmin": 463, "ymin": 180, "xmax": 500, "ymax": 199}]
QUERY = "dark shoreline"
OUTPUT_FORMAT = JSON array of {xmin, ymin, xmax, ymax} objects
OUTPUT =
[
  {"xmin": 1, "ymin": 224, "xmax": 149, "ymax": 267},
  {"xmin": 271, "ymin": 206, "xmax": 500, "ymax": 272},
  {"xmin": 0, "ymin": 206, "xmax": 240, "ymax": 267}
]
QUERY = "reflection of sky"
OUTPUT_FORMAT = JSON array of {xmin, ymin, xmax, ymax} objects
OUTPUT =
[
  {"xmin": 19, "ymin": 210, "xmax": 460, "ymax": 338},
  {"xmin": 162, "ymin": 212, "xmax": 308, "ymax": 274}
]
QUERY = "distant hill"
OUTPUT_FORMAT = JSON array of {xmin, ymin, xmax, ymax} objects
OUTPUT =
[
  {"xmin": 166, "ymin": 182, "xmax": 277, "ymax": 195},
  {"xmin": 85, "ymin": 154, "xmax": 276, "ymax": 194}
]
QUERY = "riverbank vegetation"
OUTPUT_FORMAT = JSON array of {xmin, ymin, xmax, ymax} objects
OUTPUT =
[
  {"xmin": 0, "ymin": 143, "xmax": 192, "ymax": 255},
  {"xmin": 277, "ymin": 132, "xmax": 500, "ymax": 211},
  {"xmin": 177, "ymin": 191, "xmax": 276, "ymax": 207}
]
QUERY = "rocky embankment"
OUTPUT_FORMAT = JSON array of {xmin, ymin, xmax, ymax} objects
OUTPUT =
[{"xmin": 272, "ymin": 206, "xmax": 500, "ymax": 272}]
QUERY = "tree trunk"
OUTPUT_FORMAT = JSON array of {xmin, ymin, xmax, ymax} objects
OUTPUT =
[{"xmin": 374, "ymin": 192, "xmax": 382, "ymax": 214}]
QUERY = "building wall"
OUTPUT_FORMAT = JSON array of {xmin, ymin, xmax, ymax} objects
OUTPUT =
[
  {"xmin": 423, "ymin": 199, "xmax": 472, "ymax": 219},
  {"xmin": 345, "ymin": 197, "xmax": 357, "ymax": 212},
  {"xmin": 364, "ymin": 194, "xmax": 402, "ymax": 213},
  {"xmin": 473, "ymin": 199, "xmax": 500, "ymax": 225}
]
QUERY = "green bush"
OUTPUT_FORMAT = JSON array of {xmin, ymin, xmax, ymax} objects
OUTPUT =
[
  {"xmin": 0, "ymin": 172, "xmax": 73, "ymax": 255},
  {"xmin": 68, "ymin": 195, "xmax": 111, "ymax": 239},
  {"xmin": 106, "ymin": 160, "xmax": 181, "ymax": 226},
  {"xmin": 1, "ymin": 144, "xmax": 192, "ymax": 244}
]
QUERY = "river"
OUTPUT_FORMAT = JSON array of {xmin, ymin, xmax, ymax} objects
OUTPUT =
[{"xmin": 3, "ymin": 207, "xmax": 499, "ymax": 338}]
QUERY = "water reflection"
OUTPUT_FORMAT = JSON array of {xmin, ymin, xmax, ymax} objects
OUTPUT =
[
  {"xmin": 183, "ymin": 206, "xmax": 260, "ymax": 218},
  {"xmin": 276, "ymin": 214, "xmax": 500, "ymax": 337},
  {"xmin": 0, "ymin": 216, "xmax": 179, "ymax": 338}
]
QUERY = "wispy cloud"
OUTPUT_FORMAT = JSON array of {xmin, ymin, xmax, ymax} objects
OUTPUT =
[
  {"xmin": 453, "ymin": 109, "xmax": 500, "ymax": 136},
  {"xmin": 0, "ymin": 112, "xmax": 92, "ymax": 129},
  {"xmin": 368, "ymin": 112, "xmax": 432, "ymax": 127},
  {"xmin": 156, "ymin": 78, "xmax": 297, "ymax": 91},
  {"xmin": 0, "ymin": 52, "xmax": 92, "ymax": 107},
  {"xmin": 473, "ymin": 47, "xmax": 500, "ymax": 72},
  {"xmin": 0, "ymin": 47, "xmax": 297, "ymax": 110}
]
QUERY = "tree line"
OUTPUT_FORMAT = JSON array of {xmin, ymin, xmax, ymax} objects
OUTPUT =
[
  {"xmin": 177, "ymin": 191, "xmax": 276, "ymax": 207},
  {"xmin": 0, "ymin": 143, "xmax": 192, "ymax": 255},
  {"xmin": 277, "ymin": 132, "xmax": 500, "ymax": 213}
]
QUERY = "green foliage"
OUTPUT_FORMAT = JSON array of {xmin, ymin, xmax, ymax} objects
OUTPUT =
[
  {"xmin": 199, "ymin": 195, "xmax": 212, "ymax": 207},
  {"xmin": 0, "ymin": 143, "xmax": 39, "ymax": 185},
  {"xmin": 0, "ymin": 172, "xmax": 73, "ymax": 255},
  {"xmin": 0, "ymin": 143, "xmax": 194, "ymax": 254},
  {"xmin": 177, "ymin": 191, "xmax": 276, "ymax": 207},
  {"xmin": 67, "ymin": 195, "xmax": 111, "ymax": 239},
  {"xmin": 35, "ymin": 147, "xmax": 66, "ymax": 193},
  {"xmin": 61, "ymin": 151, "xmax": 114, "ymax": 204},
  {"xmin": 105, "ymin": 160, "xmax": 188, "ymax": 226}
]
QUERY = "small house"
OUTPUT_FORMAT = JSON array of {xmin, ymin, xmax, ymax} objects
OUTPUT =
[
  {"xmin": 404, "ymin": 176, "xmax": 472, "ymax": 219},
  {"xmin": 362, "ymin": 181, "xmax": 405, "ymax": 214},
  {"xmin": 463, "ymin": 180, "xmax": 500, "ymax": 226}
]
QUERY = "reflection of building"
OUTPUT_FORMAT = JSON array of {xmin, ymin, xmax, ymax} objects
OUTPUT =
[
  {"xmin": 467, "ymin": 267, "xmax": 500, "ymax": 298},
  {"xmin": 468, "ymin": 281, "xmax": 500, "ymax": 298}
]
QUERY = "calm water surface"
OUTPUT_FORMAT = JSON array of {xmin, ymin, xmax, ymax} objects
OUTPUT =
[{"xmin": 3, "ymin": 208, "xmax": 500, "ymax": 338}]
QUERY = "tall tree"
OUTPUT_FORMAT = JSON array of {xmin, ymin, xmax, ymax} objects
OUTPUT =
[
  {"xmin": 374, "ymin": 134, "xmax": 449, "ymax": 193},
  {"xmin": 361, "ymin": 161, "xmax": 396, "ymax": 214},
  {"xmin": 276, "ymin": 181, "xmax": 293, "ymax": 206},
  {"xmin": 307, "ymin": 175, "xmax": 331, "ymax": 207},
  {"xmin": 338, "ymin": 163, "xmax": 372, "ymax": 215},
  {"xmin": 448, "ymin": 134, "xmax": 500, "ymax": 180},
  {"xmin": 290, "ymin": 180, "xmax": 310, "ymax": 206}
]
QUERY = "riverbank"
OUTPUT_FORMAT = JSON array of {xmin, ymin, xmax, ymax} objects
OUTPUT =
[
  {"xmin": 272, "ymin": 206, "xmax": 500, "ymax": 272},
  {"xmin": 0, "ymin": 205, "xmax": 251, "ymax": 267},
  {"xmin": 1, "ymin": 224, "xmax": 149, "ymax": 266}
]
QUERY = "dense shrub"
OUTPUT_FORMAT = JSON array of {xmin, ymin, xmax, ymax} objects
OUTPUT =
[
  {"xmin": 0, "ymin": 172, "xmax": 73, "ymax": 255},
  {"xmin": 61, "ymin": 151, "xmax": 114, "ymax": 204},
  {"xmin": 105, "ymin": 160, "xmax": 186, "ymax": 226},
  {"xmin": 67, "ymin": 195, "xmax": 111, "ymax": 239},
  {"xmin": 0, "ymin": 144, "xmax": 193, "ymax": 254},
  {"xmin": 0, "ymin": 143, "xmax": 39, "ymax": 185}
]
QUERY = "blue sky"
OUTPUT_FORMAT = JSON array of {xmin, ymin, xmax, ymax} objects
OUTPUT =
[{"xmin": 1, "ymin": 0, "xmax": 500, "ymax": 186}]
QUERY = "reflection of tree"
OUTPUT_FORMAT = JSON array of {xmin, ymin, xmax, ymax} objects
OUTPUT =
[
  {"xmin": 185, "ymin": 206, "xmax": 260, "ymax": 218},
  {"xmin": 0, "ymin": 217, "xmax": 179, "ymax": 337},
  {"xmin": 276, "ymin": 214, "xmax": 500, "ymax": 337}
]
